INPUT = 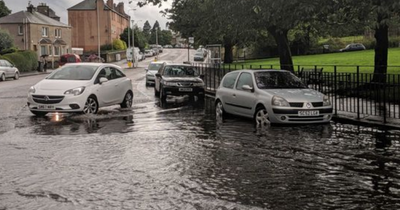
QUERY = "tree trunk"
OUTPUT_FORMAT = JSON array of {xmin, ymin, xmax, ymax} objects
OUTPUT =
[
  {"xmin": 372, "ymin": 14, "xmax": 389, "ymax": 83},
  {"xmin": 223, "ymin": 43, "xmax": 234, "ymax": 64},
  {"xmin": 269, "ymin": 27, "xmax": 294, "ymax": 72}
]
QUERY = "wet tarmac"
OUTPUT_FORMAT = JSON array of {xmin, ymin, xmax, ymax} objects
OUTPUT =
[{"xmin": 1, "ymin": 95, "xmax": 400, "ymax": 210}]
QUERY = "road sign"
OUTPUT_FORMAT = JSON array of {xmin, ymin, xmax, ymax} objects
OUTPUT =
[{"xmin": 189, "ymin": 37, "xmax": 194, "ymax": 44}]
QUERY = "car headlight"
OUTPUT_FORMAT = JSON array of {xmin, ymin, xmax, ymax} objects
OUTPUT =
[
  {"xmin": 272, "ymin": 96, "xmax": 290, "ymax": 107},
  {"xmin": 192, "ymin": 82, "xmax": 204, "ymax": 87},
  {"xmin": 162, "ymin": 81, "xmax": 179, "ymax": 86},
  {"xmin": 323, "ymin": 95, "xmax": 331, "ymax": 106},
  {"xmin": 64, "ymin": 86, "xmax": 85, "ymax": 96},
  {"xmin": 28, "ymin": 86, "xmax": 36, "ymax": 94}
]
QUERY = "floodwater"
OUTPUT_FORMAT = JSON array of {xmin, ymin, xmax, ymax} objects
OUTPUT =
[{"xmin": 1, "ymin": 97, "xmax": 400, "ymax": 210}]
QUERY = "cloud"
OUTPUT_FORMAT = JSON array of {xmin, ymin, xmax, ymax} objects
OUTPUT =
[{"xmin": 3, "ymin": 0, "xmax": 171, "ymax": 29}]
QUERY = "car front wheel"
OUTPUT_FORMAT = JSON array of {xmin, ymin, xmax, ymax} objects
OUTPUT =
[
  {"xmin": 154, "ymin": 86, "xmax": 160, "ymax": 96},
  {"xmin": 159, "ymin": 86, "xmax": 167, "ymax": 102},
  {"xmin": 120, "ymin": 91, "xmax": 133, "ymax": 108},
  {"xmin": 215, "ymin": 100, "xmax": 227, "ymax": 121},
  {"xmin": 0, "ymin": 73, "xmax": 5, "ymax": 81},
  {"xmin": 83, "ymin": 96, "xmax": 98, "ymax": 114},
  {"xmin": 14, "ymin": 72, "xmax": 19, "ymax": 80},
  {"xmin": 254, "ymin": 106, "xmax": 270, "ymax": 127}
]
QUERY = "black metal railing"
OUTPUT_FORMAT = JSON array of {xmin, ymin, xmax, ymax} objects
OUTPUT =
[{"xmin": 193, "ymin": 63, "xmax": 400, "ymax": 123}]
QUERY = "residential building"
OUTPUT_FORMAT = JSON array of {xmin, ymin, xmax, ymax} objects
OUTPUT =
[
  {"xmin": 37, "ymin": 3, "xmax": 61, "ymax": 21},
  {"xmin": 0, "ymin": 3, "xmax": 72, "ymax": 67},
  {"xmin": 68, "ymin": 0, "xmax": 130, "ymax": 52}
]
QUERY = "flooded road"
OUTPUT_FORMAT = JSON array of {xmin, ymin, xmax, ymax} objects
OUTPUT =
[
  {"xmin": 1, "ymin": 96, "xmax": 400, "ymax": 210},
  {"xmin": 1, "ymin": 49, "xmax": 400, "ymax": 209}
]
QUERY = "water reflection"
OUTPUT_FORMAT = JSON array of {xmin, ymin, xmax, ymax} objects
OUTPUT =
[{"xmin": 30, "ymin": 113, "xmax": 135, "ymax": 135}]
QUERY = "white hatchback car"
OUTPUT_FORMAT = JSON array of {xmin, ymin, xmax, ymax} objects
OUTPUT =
[
  {"xmin": 0, "ymin": 59, "xmax": 19, "ymax": 81},
  {"xmin": 27, "ymin": 63, "xmax": 133, "ymax": 116},
  {"xmin": 215, "ymin": 69, "xmax": 333, "ymax": 125}
]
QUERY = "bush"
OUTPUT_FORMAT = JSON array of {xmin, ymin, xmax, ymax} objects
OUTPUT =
[
  {"xmin": 0, "ymin": 47, "xmax": 17, "ymax": 55},
  {"xmin": 2, "ymin": 50, "xmax": 38, "ymax": 72},
  {"xmin": 112, "ymin": 39, "xmax": 125, "ymax": 50},
  {"xmin": 101, "ymin": 44, "xmax": 112, "ymax": 51}
]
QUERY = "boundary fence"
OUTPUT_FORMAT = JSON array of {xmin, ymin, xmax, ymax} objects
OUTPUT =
[{"xmin": 193, "ymin": 63, "xmax": 400, "ymax": 123}]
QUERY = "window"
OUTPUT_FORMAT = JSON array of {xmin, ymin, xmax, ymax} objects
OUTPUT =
[
  {"xmin": 40, "ymin": 46, "xmax": 47, "ymax": 55},
  {"xmin": 54, "ymin": 46, "xmax": 60, "ymax": 56},
  {"xmin": 114, "ymin": 68, "xmax": 126, "ymax": 78},
  {"xmin": 49, "ymin": 46, "xmax": 52, "ymax": 55},
  {"xmin": 42, "ymin": 27, "xmax": 48, "ymax": 37},
  {"xmin": 236, "ymin": 73, "xmax": 253, "ymax": 90},
  {"xmin": 55, "ymin": 28, "xmax": 62, "ymax": 38},
  {"xmin": 222, "ymin": 72, "xmax": 239, "ymax": 89},
  {"xmin": 18, "ymin": 25, "xmax": 23, "ymax": 35}
]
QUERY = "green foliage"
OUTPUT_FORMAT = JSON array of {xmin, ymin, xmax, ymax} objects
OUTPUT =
[
  {"xmin": 3, "ymin": 50, "xmax": 37, "ymax": 72},
  {"xmin": 112, "ymin": 39, "xmax": 125, "ymax": 50},
  {"xmin": 0, "ymin": 47, "xmax": 17, "ymax": 55},
  {"xmin": 100, "ymin": 44, "xmax": 112, "ymax": 51},
  {"xmin": 0, "ymin": 28, "xmax": 13, "ymax": 51},
  {"xmin": 120, "ymin": 26, "xmax": 148, "ymax": 51},
  {"xmin": 0, "ymin": 0, "xmax": 11, "ymax": 18}
]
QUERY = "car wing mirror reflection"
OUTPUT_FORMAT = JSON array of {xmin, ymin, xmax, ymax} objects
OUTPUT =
[{"xmin": 99, "ymin": 77, "xmax": 108, "ymax": 84}]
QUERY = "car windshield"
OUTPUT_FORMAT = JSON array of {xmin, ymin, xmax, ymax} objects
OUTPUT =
[
  {"xmin": 255, "ymin": 71, "xmax": 307, "ymax": 89},
  {"xmin": 47, "ymin": 65, "xmax": 98, "ymax": 80},
  {"xmin": 163, "ymin": 65, "xmax": 199, "ymax": 77},
  {"xmin": 148, "ymin": 63, "xmax": 163, "ymax": 71},
  {"xmin": 195, "ymin": 53, "xmax": 203, "ymax": 56}
]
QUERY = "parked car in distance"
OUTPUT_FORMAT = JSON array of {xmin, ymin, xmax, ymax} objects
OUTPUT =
[
  {"xmin": 59, "ymin": 53, "xmax": 82, "ymax": 67},
  {"xmin": 340, "ymin": 43, "xmax": 366, "ymax": 52},
  {"xmin": 146, "ymin": 61, "xmax": 167, "ymax": 86},
  {"xmin": 194, "ymin": 52, "xmax": 205, "ymax": 62},
  {"xmin": 0, "ymin": 59, "xmax": 19, "ymax": 81},
  {"xmin": 144, "ymin": 50, "xmax": 153, "ymax": 57},
  {"xmin": 154, "ymin": 63, "xmax": 205, "ymax": 101},
  {"xmin": 215, "ymin": 69, "xmax": 333, "ymax": 125},
  {"xmin": 27, "ymin": 63, "xmax": 133, "ymax": 116},
  {"xmin": 196, "ymin": 48, "xmax": 207, "ymax": 57},
  {"xmin": 139, "ymin": 52, "xmax": 146, "ymax": 61}
]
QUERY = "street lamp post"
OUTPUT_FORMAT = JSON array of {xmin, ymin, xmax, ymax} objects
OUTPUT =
[{"xmin": 127, "ymin": 7, "xmax": 136, "ymax": 67}]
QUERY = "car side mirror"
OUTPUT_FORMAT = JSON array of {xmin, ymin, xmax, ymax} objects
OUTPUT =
[
  {"xmin": 242, "ymin": 85, "xmax": 254, "ymax": 92},
  {"xmin": 99, "ymin": 77, "xmax": 108, "ymax": 84},
  {"xmin": 155, "ymin": 73, "xmax": 161, "ymax": 77}
]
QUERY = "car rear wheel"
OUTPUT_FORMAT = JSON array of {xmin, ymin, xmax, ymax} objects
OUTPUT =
[
  {"xmin": 83, "ymin": 96, "xmax": 98, "ymax": 114},
  {"xmin": 0, "ymin": 73, "xmax": 5, "ymax": 81},
  {"xmin": 254, "ymin": 106, "xmax": 270, "ymax": 127},
  {"xmin": 120, "ymin": 91, "xmax": 133, "ymax": 108},
  {"xmin": 14, "ymin": 72, "xmax": 19, "ymax": 80},
  {"xmin": 30, "ymin": 110, "xmax": 48, "ymax": 116}
]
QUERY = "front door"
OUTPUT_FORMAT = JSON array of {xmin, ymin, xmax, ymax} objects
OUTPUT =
[{"xmin": 233, "ymin": 72, "xmax": 257, "ymax": 117}]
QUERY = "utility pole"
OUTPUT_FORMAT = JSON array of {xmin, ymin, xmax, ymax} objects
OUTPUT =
[{"xmin": 96, "ymin": 0, "xmax": 100, "ymax": 57}]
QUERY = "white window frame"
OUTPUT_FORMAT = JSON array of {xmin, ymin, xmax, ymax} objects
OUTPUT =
[
  {"xmin": 40, "ymin": 45, "xmax": 47, "ymax": 55},
  {"xmin": 18, "ymin": 25, "xmax": 23, "ymax": 35},
  {"xmin": 54, "ymin": 46, "xmax": 60, "ymax": 56},
  {"xmin": 42, "ymin": 27, "xmax": 48, "ymax": 37},
  {"xmin": 55, "ymin": 28, "xmax": 62, "ymax": 38}
]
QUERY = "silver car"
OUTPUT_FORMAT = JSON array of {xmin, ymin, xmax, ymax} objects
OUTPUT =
[
  {"xmin": 145, "ymin": 61, "xmax": 166, "ymax": 86},
  {"xmin": 215, "ymin": 69, "xmax": 333, "ymax": 125},
  {"xmin": 0, "ymin": 59, "xmax": 19, "ymax": 81}
]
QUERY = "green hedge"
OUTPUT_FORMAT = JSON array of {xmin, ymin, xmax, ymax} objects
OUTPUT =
[{"xmin": 2, "ymin": 50, "xmax": 38, "ymax": 72}]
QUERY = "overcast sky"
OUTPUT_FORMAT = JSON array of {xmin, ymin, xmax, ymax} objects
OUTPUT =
[{"xmin": 3, "ymin": 0, "xmax": 172, "ymax": 29}]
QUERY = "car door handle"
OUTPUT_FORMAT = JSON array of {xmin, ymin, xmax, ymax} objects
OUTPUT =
[{"xmin": 232, "ymin": 94, "xmax": 236, "ymax": 97}]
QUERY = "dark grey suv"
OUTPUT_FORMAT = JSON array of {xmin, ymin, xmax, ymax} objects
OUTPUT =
[{"xmin": 154, "ymin": 64, "xmax": 205, "ymax": 101}]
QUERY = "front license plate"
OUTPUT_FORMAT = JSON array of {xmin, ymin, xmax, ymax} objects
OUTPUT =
[
  {"xmin": 38, "ymin": 105, "xmax": 55, "ymax": 110},
  {"xmin": 298, "ymin": 110, "xmax": 319, "ymax": 116},
  {"xmin": 179, "ymin": 88, "xmax": 192, "ymax": 92}
]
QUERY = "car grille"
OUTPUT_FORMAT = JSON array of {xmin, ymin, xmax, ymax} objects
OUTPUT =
[
  {"xmin": 289, "ymin": 102, "xmax": 324, "ymax": 108},
  {"xmin": 32, "ymin": 95, "xmax": 64, "ymax": 104},
  {"xmin": 287, "ymin": 115, "xmax": 325, "ymax": 122},
  {"xmin": 177, "ymin": 82, "xmax": 194, "ymax": 87},
  {"xmin": 289, "ymin": 103, "xmax": 303, "ymax": 107}
]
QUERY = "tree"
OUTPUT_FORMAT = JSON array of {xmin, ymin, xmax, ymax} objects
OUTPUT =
[
  {"xmin": 120, "ymin": 26, "xmax": 148, "ymax": 51},
  {"xmin": 0, "ymin": 0, "xmax": 11, "ymax": 18},
  {"xmin": 321, "ymin": 0, "xmax": 400, "ymax": 82},
  {"xmin": 143, "ymin": 20, "xmax": 152, "ymax": 41},
  {"xmin": 0, "ymin": 28, "xmax": 13, "ymax": 52}
]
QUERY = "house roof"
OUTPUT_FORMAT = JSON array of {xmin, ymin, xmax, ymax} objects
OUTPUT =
[
  {"xmin": 68, "ymin": 0, "xmax": 97, "ymax": 10},
  {"xmin": 68, "ymin": 0, "xmax": 129, "ymax": 19},
  {"xmin": 0, "ymin": 11, "xmax": 69, "ymax": 27}
]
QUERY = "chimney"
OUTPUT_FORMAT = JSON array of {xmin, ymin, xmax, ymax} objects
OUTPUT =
[
  {"xmin": 107, "ymin": 0, "xmax": 114, "ymax": 8},
  {"xmin": 117, "ymin": 2, "xmax": 124, "ymax": 13},
  {"xmin": 37, "ymin": 3, "xmax": 49, "ymax": 16},
  {"xmin": 27, "ymin": 4, "xmax": 35, "ymax": 13}
]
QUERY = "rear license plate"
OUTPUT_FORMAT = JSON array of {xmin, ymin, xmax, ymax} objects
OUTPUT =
[
  {"xmin": 298, "ymin": 110, "xmax": 319, "ymax": 116},
  {"xmin": 179, "ymin": 88, "xmax": 192, "ymax": 92},
  {"xmin": 38, "ymin": 105, "xmax": 55, "ymax": 110}
]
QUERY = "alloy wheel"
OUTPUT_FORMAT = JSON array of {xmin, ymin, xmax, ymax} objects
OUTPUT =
[
  {"xmin": 14, "ymin": 73, "xmax": 19, "ymax": 80},
  {"xmin": 124, "ymin": 92, "xmax": 133, "ymax": 108},
  {"xmin": 255, "ymin": 108, "xmax": 270, "ymax": 127},
  {"xmin": 1, "ymin": 74, "xmax": 5, "ymax": 81},
  {"xmin": 83, "ymin": 97, "xmax": 98, "ymax": 114}
]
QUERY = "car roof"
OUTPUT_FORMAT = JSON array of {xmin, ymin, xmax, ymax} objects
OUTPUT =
[
  {"xmin": 227, "ymin": 69, "xmax": 290, "ymax": 74},
  {"xmin": 63, "ymin": 62, "xmax": 121, "ymax": 68},
  {"xmin": 164, "ymin": 63, "xmax": 192, "ymax": 67}
]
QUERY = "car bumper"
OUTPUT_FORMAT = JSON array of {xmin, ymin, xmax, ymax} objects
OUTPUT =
[
  {"xmin": 27, "ymin": 93, "xmax": 88, "ymax": 113},
  {"xmin": 146, "ymin": 75, "xmax": 155, "ymax": 84},
  {"xmin": 269, "ymin": 107, "xmax": 333, "ymax": 124},
  {"xmin": 162, "ymin": 86, "xmax": 205, "ymax": 96}
]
